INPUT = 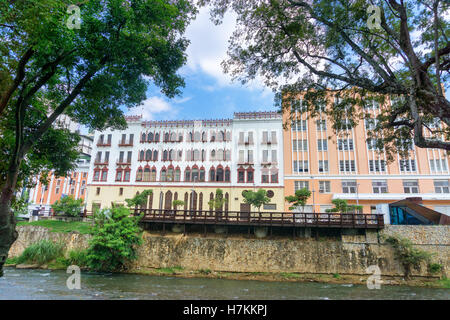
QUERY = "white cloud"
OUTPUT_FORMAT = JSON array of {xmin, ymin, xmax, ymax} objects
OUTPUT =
[
  {"xmin": 126, "ymin": 96, "xmax": 178, "ymax": 120},
  {"xmin": 184, "ymin": 6, "xmax": 272, "ymax": 96}
]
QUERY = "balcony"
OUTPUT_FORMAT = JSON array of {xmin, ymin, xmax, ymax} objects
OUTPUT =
[
  {"xmin": 96, "ymin": 141, "xmax": 111, "ymax": 147},
  {"xmin": 262, "ymin": 140, "xmax": 277, "ymax": 145},
  {"xmin": 116, "ymin": 160, "xmax": 131, "ymax": 165},
  {"xmin": 94, "ymin": 159, "xmax": 109, "ymax": 165},
  {"xmin": 118, "ymin": 141, "xmax": 133, "ymax": 147}
]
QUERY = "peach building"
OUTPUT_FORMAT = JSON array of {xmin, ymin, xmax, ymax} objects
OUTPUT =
[{"xmin": 283, "ymin": 95, "xmax": 450, "ymax": 216}]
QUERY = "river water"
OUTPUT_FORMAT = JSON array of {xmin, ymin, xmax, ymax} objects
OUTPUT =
[{"xmin": 0, "ymin": 268, "xmax": 448, "ymax": 300}]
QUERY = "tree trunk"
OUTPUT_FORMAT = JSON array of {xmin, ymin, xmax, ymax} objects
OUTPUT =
[{"xmin": 0, "ymin": 189, "xmax": 18, "ymax": 277}]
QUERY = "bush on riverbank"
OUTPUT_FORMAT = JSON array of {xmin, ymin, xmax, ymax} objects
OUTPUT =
[
  {"xmin": 17, "ymin": 220, "xmax": 90, "ymax": 234},
  {"xmin": 86, "ymin": 206, "xmax": 143, "ymax": 272},
  {"xmin": 16, "ymin": 240, "xmax": 65, "ymax": 265}
]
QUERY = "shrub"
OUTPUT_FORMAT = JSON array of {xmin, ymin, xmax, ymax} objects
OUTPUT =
[
  {"xmin": 51, "ymin": 196, "xmax": 83, "ymax": 217},
  {"xmin": 66, "ymin": 249, "xmax": 89, "ymax": 268},
  {"xmin": 86, "ymin": 206, "xmax": 143, "ymax": 272},
  {"xmin": 17, "ymin": 240, "xmax": 65, "ymax": 265},
  {"xmin": 385, "ymin": 236, "xmax": 433, "ymax": 279},
  {"xmin": 428, "ymin": 263, "xmax": 443, "ymax": 274}
]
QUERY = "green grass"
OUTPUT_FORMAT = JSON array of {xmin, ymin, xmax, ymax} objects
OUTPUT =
[
  {"xmin": 280, "ymin": 272, "xmax": 303, "ymax": 279},
  {"xmin": 333, "ymin": 273, "xmax": 341, "ymax": 279},
  {"xmin": 5, "ymin": 256, "xmax": 19, "ymax": 265},
  {"xmin": 17, "ymin": 220, "xmax": 91, "ymax": 234},
  {"xmin": 155, "ymin": 266, "xmax": 184, "ymax": 274},
  {"xmin": 437, "ymin": 277, "xmax": 450, "ymax": 289},
  {"xmin": 16, "ymin": 240, "xmax": 65, "ymax": 265}
]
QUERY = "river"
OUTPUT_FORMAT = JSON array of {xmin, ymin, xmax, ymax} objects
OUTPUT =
[{"xmin": 0, "ymin": 268, "xmax": 448, "ymax": 300}]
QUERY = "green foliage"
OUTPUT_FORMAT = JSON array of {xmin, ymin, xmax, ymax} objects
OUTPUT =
[
  {"xmin": 125, "ymin": 189, "xmax": 153, "ymax": 208},
  {"xmin": 86, "ymin": 206, "xmax": 143, "ymax": 272},
  {"xmin": 428, "ymin": 263, "xmax": 443, "ymax": 274},
  {"xmin": 325, "ymin": 199, "xmax": 362, "ymax": 213},
  {"xmin": 208, "ymin": 189, "xmax": 228, "ymax": 210},
  {"xmin": 385, "ymin": 236, "xmax": 433, "ymax": 279},
  {"xmin": 242, "ymin": 189, "xmax": 270, "ymax": 212},
  {"xmin": 172, "ymin": 200, "xmax": 185, "ymax": 210},
  {"xmin": 199, "ymin": 268, "xmax": 212, "ymax": 274},
  {"xmin": 17, "ymin": 220, "xmax": 90, "ymax": 234},
  {"xmin": 11, "ymin": 190, "xmax": 29, "ymax": 217},
  {"xmin": 65, "ymin": 249, "xmax": 89, "ymax": 268},
  {"xmin": 285, "ymin": 188, "xmax": 311, "ymax": 211},
  {"xmin": 16, "ymin": 240, "xmax": 65, "ymax": 265},
  {"xmin": 333, "ymin": 273, "xmax": 341, "ymax": 279},
  {"xmin": 51, "ymin": 196, "xmax": 83, "ymax": 217},
  {"xmin": 202, "ymin": 0, "xmax": 450, "ymax": 155}
]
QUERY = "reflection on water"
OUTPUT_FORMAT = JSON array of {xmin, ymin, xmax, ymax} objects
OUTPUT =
[{"xmin": 0, "ymin": 268, "xmax": 448, "ymax": 300}]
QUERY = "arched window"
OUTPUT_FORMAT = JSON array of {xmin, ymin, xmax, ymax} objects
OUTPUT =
[
  {"xmin": 153, "ymin": 150, "xmax": 158, "ymax": 161},
  {"xmin": 199, "ymin": 193, "xmax": 203, "ymax": 211},
  {"xmin": 141, "ymin": 133, "xmax": 146, "ymax": 142},
  {"xmin": 148, "ymin": 132, "xmax": 153, "ymax": 142},
  {"xmin": 136, "ymin": 168, "xmax": 143, "ymax": 181},
  {"xmin": 167, "ymin": 167, "xmax": 174, "ymax": 182},
  {"xmin": 123, "ymin": 168, "xmax": 131, "ymax": 182},
  {"xmin": 159, "ymin": 192, "xmax": 164, "ymax": 210},
  {"xmin": 169, "ymin": 149, "xmax": 175, "ymax": 161},
  {"xmin": 217, "ymin": 149, "xmax": 224, "ymax": 161},
  {"xmin": 151, "ymin": 168, "xmax": 157, "ymax": 181},
  {"xmin": 247, "ymin": 167, "xmax": 254, "ymax": 183},
  {"xmin": 184, "ymin": 193, "xmax": 189, "ymax": 210},
  {"xmin": 148, "ymin": 192, "xmax": 153, "ymax": 209},
  {"xmin": 192, "ymin": 167, "xmax": 199, "ymax": 182},
  {"xmin": 225, "ymin": 168, "xmax": 230, "ymax": 182},
  {"xmin": 146, "ymin": 150, "xmax": 152, "ymax": 161},
  {"xmin": 170, "ymin": 132, "xmax": 176, "ymax": 142},
  {"xmin": 219, "ymin": 131, "xmax": 224, "ymax": 141},
  {"xmin": 202, "ymin": 132, "xmax": 207, "ymax": 142},
  {"xmin": 271, "ymin": 168, "xmax": 279, "ymax": 183},
  {"xmin": 216, "ymin": 167, "xmax": 224, "ymax": 182},
  {"xmin": 209, "ymin": 192, "xmax": 214, "ymax": 213},
  {"xmin": 199, "ymin": 168, "xmax": 205, "ymax": 181},
  {"xmin": 93, "ymin": 169, "xmax": 100, "ymax": 181},
  {"xmin": 164, "ymin": 191, "xmax": 172, "ymax": 210},
  {"xmin": 175, "ymin": 168, "xmax": 181, "ymax": 181},
  {"xmin": 164, "ymin": 132, "xmax": 169, "ymax": 142},
  {"xmin": 210, "ymin": 131, "xmax": 216, "ymax": 142},
  {"xmin": 161, "ymin": 168, "xmax": 167, "ymax": 182},
  {"xmin": 201, "ymin": 149, "xmax": 206, "ymax": 161},
  {"xmin": 163, "ymin": 150, "xmax": 168, "ymax": 161},
  {"xmin": 189, "ymin": 132, "xmax": 193, "ymax": 142},
  {"xmin": 185, "ymin": 167, "xmax": 191, "ymax": 182},
  {"xmin": 226, "ymin": 131, "xmax": 231, "ymax": 141},
  {"xmin": 143, "ymin": 167, "xmax": 150, "ymax": 181},
  {"xmin": 211, "ymin": 150, "xmax": 215, "ymax": 161},
  {"xmin": 209, "ymin": 167, "xmax": 215, "ymax": 181},
  {"xmin": 193, "ymin": 149, "xmax": 200, "ymax": 161},
  {"xmin": 225, "ymin": 150, "xmax": 231, "ymax": 161},
  {"xmin": 115, "ymin": 169, "xmax": 123, "ymax": 181},
  {"xmin": 194, "ymin": 131, "xmax": 201, "ymax": 142},
  {"xmin": 225, "ymin": 193, "xmax": 229, "ymax": 212},
  {"xmin": 155, "ymin": 133, "xmax": 159, "ymax": 142},
  {"xmin": 139, "ymin": 150, "xmax": 145, "ymax": 161},
  {"xmin": 178, "ymin": 133, "xmax": 183, "ymax": 142}
]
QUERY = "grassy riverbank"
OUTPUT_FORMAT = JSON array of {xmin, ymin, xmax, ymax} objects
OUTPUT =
[{"xmin": 17, "ymin": 220, "xmax": 91, "ymax": 234}]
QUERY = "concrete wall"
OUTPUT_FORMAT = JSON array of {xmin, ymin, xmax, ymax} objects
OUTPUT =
[{"xmin": 9, "ymin": 225, "xmax": 449, "ymax": 278}]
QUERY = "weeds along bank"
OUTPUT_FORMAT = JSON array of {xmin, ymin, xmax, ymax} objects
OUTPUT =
[{"xmin": 7, "ymin": 223, "xmax": 449, "ymax": 282}]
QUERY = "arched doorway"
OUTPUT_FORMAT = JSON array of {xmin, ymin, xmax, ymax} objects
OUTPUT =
[{"xmin": 164, "ymin": 191, "xmax": 173, "ymax": 210}]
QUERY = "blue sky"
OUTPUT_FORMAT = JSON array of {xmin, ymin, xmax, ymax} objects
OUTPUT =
[{"xmin": 125, "ymin": 7, "xmax": 276, "ymax": 121}]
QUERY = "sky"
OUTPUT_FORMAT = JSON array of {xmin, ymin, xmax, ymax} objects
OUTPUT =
[{"xmin": 125, "ymin": 7, "xmax": 276, "ymax": 122}]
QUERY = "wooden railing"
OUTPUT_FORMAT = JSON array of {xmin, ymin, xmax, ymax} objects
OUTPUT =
[{"xmin": 134, "ymin": 209, "xmax": 384, "ymax": 229}]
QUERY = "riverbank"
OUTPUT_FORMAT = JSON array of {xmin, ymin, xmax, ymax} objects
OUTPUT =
[{"xmin": 8, "ymin": 224, "xmax": 449, "ymax": 289}]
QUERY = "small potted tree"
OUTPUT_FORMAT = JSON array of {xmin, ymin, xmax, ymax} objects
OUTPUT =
[{"xmin": 285, "ymin": 188, "xmax": 311, "ymax": 223}]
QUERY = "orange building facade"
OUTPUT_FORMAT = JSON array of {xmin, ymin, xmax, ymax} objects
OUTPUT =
[{"xmin": 282, "ymin": 96, "xmax": 450, "ymax": 216}]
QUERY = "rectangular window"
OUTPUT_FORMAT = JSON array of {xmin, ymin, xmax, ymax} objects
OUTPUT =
[
  {"xmin": 238, "ymin": 170, "xmax": 245, "ymax": 183},
  {"xmin": 101, "ymin": 170, "xmax": 107, "ymax": 181},
  {"xmin": 127, "ymin": 151, "xmax": 132, "ymax": 163},
  {"xmin": 119, "ymin": 188, "xmax": 123, "ymax": 196},
  {"xmin": 319, "ymin": 181, "xmax": 331, "ymax": 193},
  {"xmin": 119, "ymin": 151, "xmax": 124, "ymax": 163},
  {"xmin": 403, "ymin": 180, "xmax": 419, "ymax": 193},
  {"xmin": 339, "ymin": 160, "xmax": 356, "ymax": 172},
  {"xmin": 434, "ymin": 180, "xmax": 449, "ymax": 193},
  {"xmin": 248, "ymin": 150, "xmax": 254, "ymax": 163},
  {"xmin": 239, "ymin": 150, "xmax": 245, "ymax": 163},
  {"xmin": 55, "ymin": 187, "xmax": 59, "ymax": 194},
  {"xmin": 271, "ymin": 150, "xmax": 277, "ymax": 163},
  {"xmin": 248, "ymin": 131, "xmax": 254, "ymax": 144},
  {"xmin": 263, "ymin": 204, "xmax": 276, "ymax": 210},
  {"xmin": 369, "ymin": 160, "xmax": 386, "ymax": 172},
  {"xmin": 294, "ymin": 181, "xmax": 309, "ymax": 191},
  {"xmin": 338, "ymin": 139, "xmax": 354, "ymax": 151},
  {"xmin": 239, "ymin": 132, "xmax": 244, "ymax": 144},
  {"xmin": 96, "ymin": 187, "xmax": 100, "ymax": 195},
  {"xmin": 316, "ymin": 119, "xmax": 326, "ymax": 131},
  {"xmin": 121, "ymin": 134, "xmax": 126, "ymax": 144},
  {"xmin": 430, "ymin": 159, "xmax": 448, "ymax": 172},
  {"xmin": 372, "ymin": 180, "xmax": 388, "ymax": 193},
  {"xmin": 271, "ymin": 131, "xmax": 277, "ymax": 143},
  {"xmin": 293, "ymin": 161, "xmax": 309, "ymax": 173},
  {"xmin": 262, "ymin": 150, "xmax": 269, "ymax": 163},
  {"xmin": 318, "ymin": 160, "xmax": 329, "ymax": 173},
  {"xmin": 93, "ymin": 170, "xmax": 100, "ymax": 181},
  {"xmin": 107, "ymin": 134, "xmax": 112, "ymax": 144},
  {"xmin": 247, "ymin": 170, "xmax": 254, "ymax": 183},
  {"xmin": 292, "ymin": 139, "xmax": 308, "ymax": 151},
  {"xmin": 399, "ymin": 159, "xmax": 416, "ymax": 172},
  {"xmin": 115, "ymin": 170, "xmax": 122, "ymax": 181},
  {"xmin": 96, "ymin": 151, "xmax": 102, "ymax": 163},
  {"xmin": 104, "ymin": 151, "xmax": 109, "ymax": 163},
  {"xmin": 292, "ymin": 120, "xmax": 307, "ymax": 131},
  {"xmin": 342, "ymin": 180, "xmax": 357, "ymax": 193},
  {"xmin": 317, "ymin": 139, "xmax": 328, "ymax": 151},
  {"xmin": 262, "ymin": 131, "xmax": 268, "ymax": 143},
  {"xmin": 261, "ymin": 172, "xmax": 270, "ymax": 183}
]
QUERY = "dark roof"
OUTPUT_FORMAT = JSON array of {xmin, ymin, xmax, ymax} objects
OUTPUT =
[{"xmin": 389, "ymin": 199, "xmax": 450, "ymax": 225}]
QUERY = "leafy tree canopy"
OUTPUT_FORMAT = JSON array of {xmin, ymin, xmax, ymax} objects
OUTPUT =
[
  {"xmin": 242, "ymin": 189, "xmax": 270, "ymax": 212},
  {"xmin": 325, "ymin": 199, "xmax": 362, "ymax": 213},
  {"xmin": 285, "ymin": 188, "xmax": 311, "ymax": 211},
  {"xmin": 125, "ymin": 189, "xmax": 153, "ymax": 208},
  {"xmin": 201, "ymin": 0, "xmax": 450, "ymax": 158},
  {"xmin": 51, "ymin": 195, "xmax": 83, "ymax": 217}
]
